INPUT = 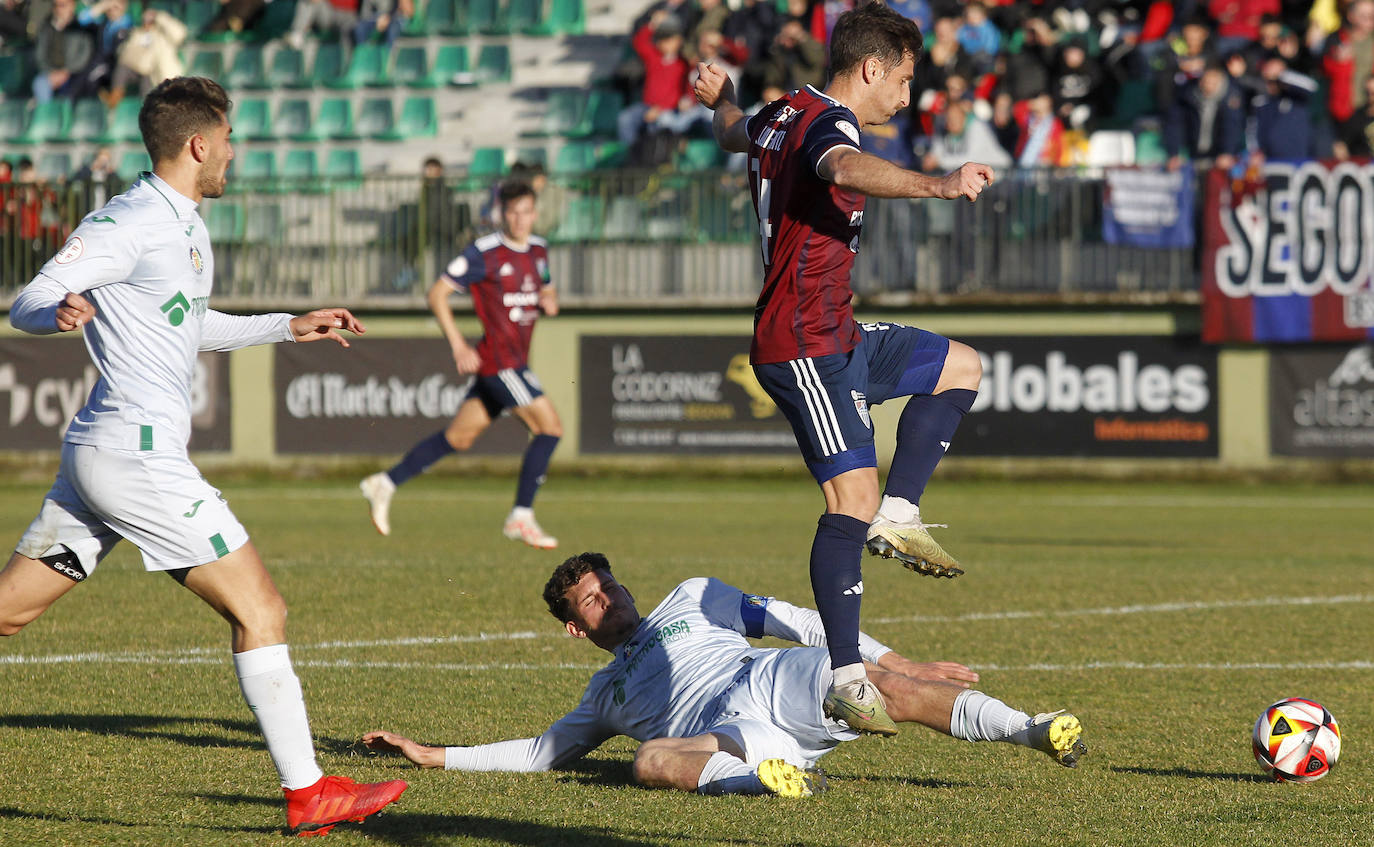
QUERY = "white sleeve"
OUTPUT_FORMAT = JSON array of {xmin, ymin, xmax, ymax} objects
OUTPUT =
[
  {"xmin": 199, "ymin": 309, "xmax": 294, "ymax": 351},
  {"xmin": 760, "ymin": 596, "xmax": 892, "ymax": 664},
  {"xmin": 8, "ymin": 274, "xmax": 68, "ymax": 335},
  {"xmin": 444, "ymin": 699, "xmax": 613, "ymax": 771}
]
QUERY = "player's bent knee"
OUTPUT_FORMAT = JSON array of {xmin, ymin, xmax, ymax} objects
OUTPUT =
[
  {"xmin": 631, "ymin": 740, "xmax": 674, "ymax": 786},
  {"xmin": 942, "ymin": 342, "xmax": 983, "ymax": 391}
]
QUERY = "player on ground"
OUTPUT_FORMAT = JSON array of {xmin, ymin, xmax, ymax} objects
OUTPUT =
[
  {"xmin": 361, "ymin": 181, "xmax": 562, "ymax": 549},
  {"xmin": 693, "ymin": 2, "xmax": 995, "ymax": 735},
  {"xmin": 362, "ymin": 552, "xmax": 1086, "ymax": 796},
  {"xmin": 1, "ymin": 76, "xmax": 406, "ymax": 836}
]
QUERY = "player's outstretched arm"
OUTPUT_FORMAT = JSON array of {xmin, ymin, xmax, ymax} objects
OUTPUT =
[
  {"xmin": 693, "ymin": 62, "xmax": 750, "ymax": 154},
  {"xmin": 822, "ymin": 148, "xmax": 995, "ymax": 202},
  {"xmin": 869, "ymin": 650, "xmax": 979, "ymax": 687},
  {"xmin": 362, "ymin": 731, "xmax": 446, "ymax": 768},
  {"xmin": 289, "ymin": 307, "xmax": 366, "ymax": 347}
]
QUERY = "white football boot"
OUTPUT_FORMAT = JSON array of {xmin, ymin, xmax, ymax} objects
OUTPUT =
[
  {"xmin": 503, "ymin": 512, "xmax": 557, "ymax": 549},
  {"xmin": 360, "ymin": 473, "xmax": 395, "ymax": 536}
]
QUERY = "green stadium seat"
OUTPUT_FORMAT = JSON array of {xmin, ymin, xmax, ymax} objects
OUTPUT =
[
  {"xmin": 514, "ymin": 146, "xmax": 547, "ymax": 168},
  {"xmin": 474, "ymin": 44, "xmax": 512, "ymax": 84},
  {"xmin": 548, "ymin": 194, "xmax": 603, "ymax": 242},
  {"xmin": 566, "ymin": 88, "xmax": 621, "ymax": 138},
  {"xmin": 1134, "ymin": 129, "xmax": 1168, "ymax": 167},
  {"xmin": 328, "ymin": 42, "xmax": 390, "ymax": 89},
  {"xmin": 678, "ymin": 138, "xmax": 723, "ymax": 172},
  {"xmin": 309, "ymin": 42, "xmax": 346, "ymax": 87},
  {"xmin": 603, "ymin": 196, "xmax": 645, "ymax": 240},
  {"xmin": 280, "ymin": 149, "xmax": 319, "ymax": 187},
  {"xmin": 96, "ymin": 98, "xmax": 143, "ymax": 143},
  {"xmin": 380, "ymin": 96, "xmax": 439, "ymax": 139},
  {"xmin": 426, "ymin": 0, "xmax": 468, "ymax": 35},
  {"xmin": 401, "ymin": 0, "xmax": 430, "ymax": 35},
  {"xmin": 36, "ymin": 151, "xmax": 72, "ymax": 181},
  {"xmin": 534, "ymin": 89, "xmax": 584, "ymax": 137},
  {"xmin": 225, "ymin": 44, "xmax": 270, "ymax": 89},
  {"xmin": 234, "ymin": 148, "xmax": 276, "ymax": 181},
  {"xmin": 268, "ymin": 46, "xmax": 308, "ymax": 88},
  {"xmin": 118, "ymin": 150, "xmax": 152, "ymax": 178},
  {"xmin": 595, "ymin": 141, "xmax": 628, "ymax": 169},
  {"xmin": 468, "ymin": 146, "xmax": 507, "ymax": 179},
  {"xmin": 356, "ymin": 97, "xmax": 396, "ymax": 138},
  {"xmin": 203, "ymin": 200, "xmax": 245, "ymax": 242},
  {"xmin": 315, "ymin": 97, "xmax": 358, "ymax": 140},
  {"xmin": 469, "ymin": 0, "xmax": 508, "ymax": 34},
  {"xmin": 0, "ymin": 100, "xmax": 25, "ymax": 142},
  {"xmin": 324, "ymin": 148, "xmax": 363, "ymax": 182},
  {"xmin": 272, "ymin": 98, "xmax": 313, "ymax": 140},
  {"xmin": 552, "ymin": 140, "xmax": 596, "ymax": 175},
  {"xmin": 184, "ymin": 0, "xmax": 221, "ymax": 38},
  {"xmin": 0, "ymin": 52, "xmax": 31, "ymax": 97},
  {"xmin": 508, "ymin": 0, "xmax": 544, "ymax": 32},
  {"xmin": 391, "ymin": 46, "xmax": 430, "ymax": 87},
  {"xmin": 71, "ymin": 98, "xmax": 109, "ymax": 143},
  {"xmin": 252, "ymin": 0, "xmax": 298, "ymax": 42},
  {"xmin": 434, "ymin": 44, "xmax": 471, "ymax": 86},
  {"xmin": 549, "ymin": 0, "xmax": 586, "ymax": 34},
  {"xmin": 12, "ymin": 99, "xmax": 72, "ymax": 145},
  {"xmin": 234, "ymin": 97, "xmax": 273, "ymax": 140},
  {"xmin": 188, "ymin": 48, "xmax": 225, "ymax": 79}
]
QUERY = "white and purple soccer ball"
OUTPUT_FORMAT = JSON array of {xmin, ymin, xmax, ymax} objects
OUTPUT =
[{"xmin": 1252, "ymin": 698, "xmax": 1341, "ymax": 783}]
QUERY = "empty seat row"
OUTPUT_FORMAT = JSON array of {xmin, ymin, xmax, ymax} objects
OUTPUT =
[
  {"xmin": 234, "ymin": 96, "xmax": 438, "ymax": 141},
  {"xmin": 415, "ymin": 0, "xmax": 585, "ymax": 37},
  {"xmin": 187, "ymin": 42, "xmax": 507, "ymax": 90},
  {"xmin": 228, "ymin": 148, "xmax": 363, "ymax": 185}
]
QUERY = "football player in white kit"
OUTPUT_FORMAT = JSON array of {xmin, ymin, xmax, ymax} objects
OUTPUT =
[
  {"xmin": 363, "ymin": 552, "xmax": 1087, "ymax": 797},
  {"xmin": 1, "ymin": 77, "xmax": 406, "ymax": 836}
]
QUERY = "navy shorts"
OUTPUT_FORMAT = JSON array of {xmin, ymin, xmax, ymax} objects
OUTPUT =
[
  {"xmin": 753, "ymin": 322, "xmax": 949, "ymax": 483},
  {"xmin": 466, "ymin": 367, "xmax": 544, "ymax": 417}
]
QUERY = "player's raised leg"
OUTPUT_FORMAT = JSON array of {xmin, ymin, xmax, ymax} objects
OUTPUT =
[
  {"xmin": 506, "ymin": 393, "xmax": 562, "ymax": 549},
  {"xmin": 361, "ymin": 396, "xmax": 492, "ymax": 536},
  {"xmin": 178, "ymin": 543, "xmax": 407, "ymax": 835},
  {"xmin": 867, "ymin": 339, "xmax": 981, "ymax": 577},
  {"xmin": 634, "ymin": 734, "xmax": 826, "ymax": 798},
  {"xmin": 869, "ymin": 665, "xmax": 1086, "ymax": 768}
]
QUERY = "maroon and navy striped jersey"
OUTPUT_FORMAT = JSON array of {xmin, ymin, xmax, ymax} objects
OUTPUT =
[
  {"xmin": 442, "ymin": 232, "xmax": 551, "ymax": 376},
  {"xmin": 745, "ymin": 85, "xmax": 866, "ymax": 364}
]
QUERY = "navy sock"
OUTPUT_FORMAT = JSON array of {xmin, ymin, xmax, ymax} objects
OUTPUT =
[
  {"xmin": 515, "ymin": 434, "xmax": 560, "ymax": 508},
  {"xmin": 885, "ymin": 388, "xmax": 977, "ymax": 503},
  {"xmin": 387, "ymin": 430, "xmax": 456, "ymax": 487},
  {"xmin": 809, "ymin": 512, "xmax": 869, "ymax": 670}
]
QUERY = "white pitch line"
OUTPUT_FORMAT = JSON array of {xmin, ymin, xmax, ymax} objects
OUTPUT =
[
  {"xmin": 976, "ymin": 661, "xmax": 1374, "ymax": 672},
  {"xmin": 866, "ymin": 594, "xmax": 1374, "ymax": 626}
]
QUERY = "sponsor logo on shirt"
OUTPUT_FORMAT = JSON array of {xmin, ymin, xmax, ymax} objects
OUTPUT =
[
  {"xmin": 497, "ymin": 262, "xmax": 516, "ymax": 277},
  {"xmin": 54, "ymin": 236, "xmax": 84, "ymax": 264}
]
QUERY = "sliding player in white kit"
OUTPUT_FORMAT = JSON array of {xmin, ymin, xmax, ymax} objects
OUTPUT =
[
  {"xmin": 1, "ymin": 77, "xmax": 406, "ymax": 837},
  {"xmin": 363, "ymin": 552, "xmax": 1086, "ymax": 797}
]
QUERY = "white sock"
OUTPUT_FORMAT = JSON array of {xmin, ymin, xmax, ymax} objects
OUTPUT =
[
  {"xmin": 234, "ymin": 644, "xmax": 325, "ymax": 790},
  {"xmin": 948, "ymin": 689, "xmax": 1032, "ymax": 745},
  {"xmin": 877, "ymin": 495, "xmax": 920, "ymax": 524},
  {"xmin": 509, "ymin": 506, "xmax": 534, "ymax": 521},
  {"xmin": 696, "ymin": 751, "xmax": 766, "ymax": 795},
  {"xmin": 831, "ymin": 662, "xmax": 866, "ymax": 688}
]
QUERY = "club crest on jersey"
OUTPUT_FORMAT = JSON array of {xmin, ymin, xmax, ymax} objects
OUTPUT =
[
  {"xmin": 189, "ymin": 245, "xmax": 204, "ymax": 274},
  {"xmin": 851, "ymin": 390, "xmax": 871, "ymax": 429},
  {"xmin": 54, "ymin": 236, "xmax": 84, "ymax": 264},
  {"xmin": 536, "ymin": 257, "xmax": 549, "ymax": 280},
  {"xmin": 497, "ymin": 262, "xmax": 515, "ymax": 277}
]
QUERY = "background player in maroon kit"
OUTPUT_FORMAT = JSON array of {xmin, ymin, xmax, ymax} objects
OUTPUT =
[
  {"xmin": 694, "ymin": 3, "xmax": 994, "ymax": 736},
  {"xmin": 361, "ymin": 181, "xmax": 563, "ymax": 548}
]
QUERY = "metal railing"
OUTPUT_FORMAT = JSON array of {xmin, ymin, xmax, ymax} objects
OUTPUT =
[{"xmin": 2, "ymin": 168, "xmax": 1199, "ymax": 309}]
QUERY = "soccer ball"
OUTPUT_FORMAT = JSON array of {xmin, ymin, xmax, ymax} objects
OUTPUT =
[{"xmin": 1252, "ymin": 698, "xmax": 1341, "ymax": 783}]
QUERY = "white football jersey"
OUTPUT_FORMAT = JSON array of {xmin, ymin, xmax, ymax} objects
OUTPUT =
[
  {"xmin": 31, "ymin": 173, "xmax": 290, "ymax": 451},
  {"xmin": 443, "ymin": 578, "xmax": 890, "ymax": 772}
]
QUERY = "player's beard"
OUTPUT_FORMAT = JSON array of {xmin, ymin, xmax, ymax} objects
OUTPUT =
[{"xmin": 197, "ymin": 159, "xmax": 229, "ymax": 199}]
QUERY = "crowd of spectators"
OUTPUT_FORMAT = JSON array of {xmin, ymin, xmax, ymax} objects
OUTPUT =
[{"xmin": 612, "ymin": 0, "xmax": 1374, "ymax": 171}]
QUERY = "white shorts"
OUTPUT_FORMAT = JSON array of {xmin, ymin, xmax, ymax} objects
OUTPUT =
[
  {"xmin": 705, "ymin": 648, "xmax": 856, "ymax": 770},
  {"xmin": 16, "ymin": 442, "xmax": 249, "ymax": 575}
]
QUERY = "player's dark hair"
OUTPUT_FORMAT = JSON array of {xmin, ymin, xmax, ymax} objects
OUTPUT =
[
  {"xmin": 544, "ymin": 552, "xmax": 612, "ymax": 623},
  {"xmin": 140, "ymin": 77, "xmax": 232, "ymax": 164},
  {"xmin": 828, "ymin": 2, "xmax": 924, "ymax": 79},
  {"xmin": 499, "ymin": 179, "xmax": 537, "ymax": 207}
]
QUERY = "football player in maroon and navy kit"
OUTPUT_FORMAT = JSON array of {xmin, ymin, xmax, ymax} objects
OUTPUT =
[
  {"xmin": 361, "ymin": 181, "xmax": 563, "ymax": 549},
  {"xmin": 694, "ymin": 2, "xmax": 994, "ymax": 737}
]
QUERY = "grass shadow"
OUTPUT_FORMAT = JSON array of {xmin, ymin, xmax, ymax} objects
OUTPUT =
[
  {"xmin": 0, "ymin": 805, "xmax": 281, "ymax": 836},
  {"xmin": 1110, "ymin": 765, "xmax": 1273, "ymax": 783},
  {"xmin": 363, "ymin": 812, "xmax": 812, "ymax": 846},
  {"xmin": 0, "ymin": 712, "xmax": 355, "ymax": 754}
]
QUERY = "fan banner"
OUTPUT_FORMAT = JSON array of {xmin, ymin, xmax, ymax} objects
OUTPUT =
[
  {"xmin": 1102, "ymin": 165, "xmax": 1195, "ymax": 248},
  {"xmin": 1202, "ymin": 161, "xmax": 1374, "ymax": 343},
  {"xmin": 579, "ymin": 335, "xmax": 796, "ymax": 454},
  {"xmin": 0, "ymin": 337, "xmax": 230, "ymax": 451},
  {"xmin": 956, "ymin": 335, "xmax": 1219, "ymax": 458},
  {"xmin": 1269, "ymin": 343, "xmax": 1374, "ymax": 457},
  {"xmin": 274, "ymin": 338, "xmax": 528, "ymax": 454}
]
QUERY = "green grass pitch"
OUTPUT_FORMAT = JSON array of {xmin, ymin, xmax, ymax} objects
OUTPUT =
[{"xmin": 1, "ymin": 475, "xmax": 1371, "ymax": 846}]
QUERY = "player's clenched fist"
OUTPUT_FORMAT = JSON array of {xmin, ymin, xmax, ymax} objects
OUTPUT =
[
  {"xmin": 939, "ymin": 162, "xmax": 996, "ymax": 203},
  {"xmin": 55, "ymin": 291, "xmax": 96, "ymax": 332},
  {"xmin": 693, "ymin": 62, "xmax": 733, "ymax": 110}
]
